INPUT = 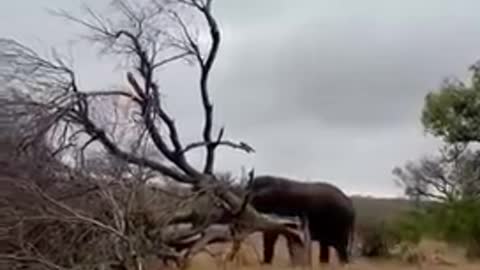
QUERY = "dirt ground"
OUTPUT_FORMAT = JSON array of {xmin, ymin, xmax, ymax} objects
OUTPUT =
[{"xmin": 178, "ymin": 233, "xmax": 480, "ymax": 270}]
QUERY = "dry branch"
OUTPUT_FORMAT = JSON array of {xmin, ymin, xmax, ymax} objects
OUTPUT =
[
  {"xmin": 393, "ymin": 145, "xmax": 480, "ymax": 202},
  {"xmin": 0, "ymin": 0, "xmax": 309, "ymax": 268}
]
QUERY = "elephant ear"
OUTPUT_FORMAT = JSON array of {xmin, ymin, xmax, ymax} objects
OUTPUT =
[{"xmin": 247, "ymin": 175, "xmax": 272, "ymax": 193}]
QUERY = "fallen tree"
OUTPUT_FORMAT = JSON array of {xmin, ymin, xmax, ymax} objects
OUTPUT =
[{"xmin": 0, "ymin": 0, "xmax": 308, "ymax": 269}]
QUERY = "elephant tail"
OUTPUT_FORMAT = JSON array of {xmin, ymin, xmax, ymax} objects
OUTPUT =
[
  {"xmin": 347, "ymin": 214, "xmax": 356, "ymax": 259},
  {"xmin": 348, "ymin": 225, "xmax": 355, "ymax": 258}
]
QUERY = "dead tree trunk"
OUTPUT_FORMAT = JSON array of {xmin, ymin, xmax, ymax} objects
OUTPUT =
[{"xmin": 0, "ymin": 0, "xmax": 312, "ymax": 267}]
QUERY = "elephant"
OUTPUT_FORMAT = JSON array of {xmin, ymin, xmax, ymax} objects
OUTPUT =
[{"xmin": 247, "ymin": 175, "xmax": 356, "ymax": 265}]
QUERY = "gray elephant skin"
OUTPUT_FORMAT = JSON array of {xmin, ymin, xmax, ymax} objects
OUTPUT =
[{"xmin": 248, "ymin": 175, "xmax": 356, "ymax": 265}]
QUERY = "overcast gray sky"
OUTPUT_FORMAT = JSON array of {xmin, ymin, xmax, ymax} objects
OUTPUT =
[{"xmin": 2, "ymin": 0, "xmax": 480, "ymax": 197}]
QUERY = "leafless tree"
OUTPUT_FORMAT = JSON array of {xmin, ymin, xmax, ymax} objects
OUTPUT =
[
  {"xmin": 393, "ymin": 144, "xmax": 480, "ymax": 203},
  {"xmin": 0, "ymin": 0, "xmax": 308, "ymax": 269}
]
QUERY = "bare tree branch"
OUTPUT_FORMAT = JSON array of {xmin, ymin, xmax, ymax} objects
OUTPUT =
[
  {"xmin": 0, "ymin": 1, "xmax": 310, "ymax": 267},
  {"xmin": 393, "ymin": 145, "xmax": 480, "ymax": 203},
  {"xmin": 181, "ymin": 140, "xmax": 255, "ymax": 155}
]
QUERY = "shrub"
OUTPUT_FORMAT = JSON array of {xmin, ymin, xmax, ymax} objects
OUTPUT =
[
  {"xmin": 359, "ymin": 221, "xmax": 398, "ymax": 258},
  {"xmin": 384, "ymin": 199, "xmax": 480, "ymax": 259},
  {"xmin": 386, "ymin": 210, "xmax": 425, "ymax": 245}
]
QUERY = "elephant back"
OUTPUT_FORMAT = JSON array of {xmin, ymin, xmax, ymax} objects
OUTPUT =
[{"xmin": 249, "ymin": 175, "xmax": 354, "ymax": 219}]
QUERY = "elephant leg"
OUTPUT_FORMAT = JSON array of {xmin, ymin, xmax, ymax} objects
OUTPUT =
[
  {"xmin": 334, "ymin": 230, "xmax": 351, "ymax": 265},
  {"xmin": 335, "ymin": 244, "xmax": 349, "ymax": 265},
  {"xmin": 286, "ymin": 233, "xmax": 308, "ymax": 267},
  {"xmin": 262, "ymin": 231, "xmax": 279, "ymax": 264},
  {"xmin": 319, "ymin": 241, "xmax": 330, "ymax": 264}
]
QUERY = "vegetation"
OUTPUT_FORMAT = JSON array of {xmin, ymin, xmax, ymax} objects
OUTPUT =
[
  {"xmin": 380, "ymin": 63, "xmax": 480, "ymax": 261},
  {"xmin": 345, "ymin": 63, "xmax": 480, "ymax": 261},
  {"xmin": 421, "ymin": 63, "xmax": 480, "ymax": 144}
]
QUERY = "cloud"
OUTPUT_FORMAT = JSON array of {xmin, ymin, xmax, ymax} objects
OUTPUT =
[
  {"xmin": 208, "ymin": 0, "xmax": 480, "ymax": 196},
  {"xmin": 213, "ymin": 2, "xmax": 480, "ymax": 130}
]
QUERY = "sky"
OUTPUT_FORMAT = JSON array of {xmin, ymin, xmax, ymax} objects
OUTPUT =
[{"xmin": 2, "ymin": 0, "xmax": 480, "ymax": 197}]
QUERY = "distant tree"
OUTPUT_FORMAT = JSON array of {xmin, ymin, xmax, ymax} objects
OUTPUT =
[
  {"xmin": 393, "ymin": 145, "xmax": 480, "ymax": 203},
  {"xmin": 395, "ymin": 61, "xmax": 480, "ymax": 203},
  {"xmin": 421, "ymin": 62, "xmax": 480, "ymax": 144},
  {"xmin": 390, "ymin": 62, "xmax": 480, "ymax": 258}
]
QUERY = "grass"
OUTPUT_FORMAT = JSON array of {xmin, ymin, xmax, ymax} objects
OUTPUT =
[
  {"xmin": 166, "ymin": 197, "xmax": 480, "ymax": 270},
  {"xmin": 178, "ymin": 233, "xmax": 480, "ymax": 270}
]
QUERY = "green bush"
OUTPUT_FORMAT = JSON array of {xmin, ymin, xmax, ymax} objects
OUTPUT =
[
  {"xmin": 384, "ymin": 199, "xmax": 480, "ymax": 259},
  {"xmin": 386, "ymin": 210, "xmax": 425, "ymax": 245},
  {"xmin": 355, "ymin": 198, "xmax": 480, "ymax": 259},
  {"xmin": 425, "ymin": 200, "xmax": 480, "ymax": 243}
]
